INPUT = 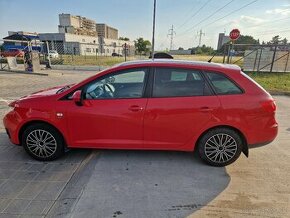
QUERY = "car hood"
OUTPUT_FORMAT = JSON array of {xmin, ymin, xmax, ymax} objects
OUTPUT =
[{"xmin": 8, "ymin": 85, "xmax": 73, "ymax": 107}]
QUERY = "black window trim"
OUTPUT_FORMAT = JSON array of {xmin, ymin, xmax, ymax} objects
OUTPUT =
[
  {"xmin": 149, "ymin": 66, "xmax": 214, "ymax": 98},
  {"xmin": 203, "ymin": 70, "xmax": 245, "ymax": 96},
  {"xmin": 60, "ymin": 67, "xmax": 150, "ymax": 101}
]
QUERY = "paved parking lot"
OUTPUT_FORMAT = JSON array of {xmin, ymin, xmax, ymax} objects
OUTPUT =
[{"xmin": 0, "ymin": 70, "xmax": 289, "ymax": 218}]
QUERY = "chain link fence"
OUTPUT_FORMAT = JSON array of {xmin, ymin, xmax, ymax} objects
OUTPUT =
[
  {"xmin": 43, "ymin": 40, "xmax": 139, "ymax": 67},
  {"xmin": 223, "ymin": 43, "xmax": 290, "ymax": 73}
]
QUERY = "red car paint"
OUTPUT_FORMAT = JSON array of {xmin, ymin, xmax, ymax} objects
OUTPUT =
[
  {"xmin": 1, "ymin": 49, "xmax": 24, "ymax": 57},
  {"xmin": 3, "ymin": 60, "xmax": 278, "ymax": 154}
]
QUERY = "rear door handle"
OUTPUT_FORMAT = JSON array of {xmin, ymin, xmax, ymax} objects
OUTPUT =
[
  {"xmin": 199, "ymin": 107, "xmax": 213, "ymax": 112},
  {"xmin": 129, "ymin": 105, "xmax": 143, "ymax": 112}
]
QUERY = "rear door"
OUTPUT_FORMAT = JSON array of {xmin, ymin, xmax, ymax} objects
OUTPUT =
[{"xmin": 143, "ymin": 67, "xmax": 221, "ymax": 150}]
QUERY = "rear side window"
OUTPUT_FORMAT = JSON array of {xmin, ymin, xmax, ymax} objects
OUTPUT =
[
  {"xmin": 206, "ymin": 72, "xmax": 243, "ymax": 95},
  {"xmin": 153, "ymin": 68, "xmax": 211, "ymax": 97}
]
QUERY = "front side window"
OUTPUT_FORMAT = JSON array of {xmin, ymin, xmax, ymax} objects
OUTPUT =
[
  {"xmin": 85, "ymin": 68, "xmax": 146, "ymax": 99},
  {"xmin": 153, "ymin": 68, "xmax": 211, "ymax": 97},
  {"xmin": 206, "ymin": 72, "xmax": 243, "ymax": 95}
]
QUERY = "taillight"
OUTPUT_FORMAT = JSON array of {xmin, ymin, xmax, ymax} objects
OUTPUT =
[{"xmin": 261, "ymin": 100, "xmax": 276, "ymax": 113}]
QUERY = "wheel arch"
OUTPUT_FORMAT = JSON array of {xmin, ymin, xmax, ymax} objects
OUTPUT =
[
  {"xmin": 195, "ymin": 125, "xmax": 248, "ymax": 157},
  {"xmin": 18, "ymin": 120, "xmax": 67, "ymax": 147}
]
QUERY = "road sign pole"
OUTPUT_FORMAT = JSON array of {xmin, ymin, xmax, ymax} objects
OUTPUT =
[{"xmin": 124, "ymin": 43, "xmax": 127, "ymax": 62}]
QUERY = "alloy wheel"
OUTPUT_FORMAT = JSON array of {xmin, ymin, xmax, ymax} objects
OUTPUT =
[
  {"xmin": 26, "ymin": 129, "xmax": 57, "ymax": 158},
  {"xmin": 204, "ymin": 133, "xmax": 238, "ymax": 164}
]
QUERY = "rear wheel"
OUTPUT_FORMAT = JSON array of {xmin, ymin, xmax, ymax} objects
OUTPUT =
[
  {"xmin": 198, "ymin": 128, "xmax": 243, "ymax": 167},
  {"xmin": 22, "ymin": 123, "xmax": 64, "ymax": 161}
]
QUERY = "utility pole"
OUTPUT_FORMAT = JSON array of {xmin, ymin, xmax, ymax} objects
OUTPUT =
[
  {"xmin": 197, "ymin": 29, "xmax": 205, "ymax": 47},
  {"xmin": 151, "ymin": 0, "xmax": 157, "ymax": 60},
  {"xmin": 168, "ymin": 25, "xmax": 176, "ymax": 50}
]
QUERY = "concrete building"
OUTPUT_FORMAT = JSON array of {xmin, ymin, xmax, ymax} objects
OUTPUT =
[
  {"xmin": 6, "ymin": 13, "xmax": 135, "ymax": 57},
  {"xmin": 169, "ymin": 50, "xmax": 192, "ymax": 55},
  {"xmin": 100, "ymin": 38, "xmax": 135, "ymax": 56},
  {"xmin": 58, "ymin": 14, "xmax": 97, "ymax": 37},
  {"xmin": 96, "ymin": 24, "xmax": 118, "ymax": 40},
  {"xmin": 39, "ymin": 33, "xmax": 135, "ymax": 56},
  {"xmin": 217, "ymin": 33, "xmax": 230, "ymax": 50},
  {"xmin": 39, "ymin": 33, "xmax": 99, "ymax": 56}
]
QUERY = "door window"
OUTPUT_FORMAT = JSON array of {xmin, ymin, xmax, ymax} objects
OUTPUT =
[
  {"xmin": 153, "ymin": 68, "xmax": 211, "ymax": 97},
  {"xmin": 85, "ymin": 68, "xmax": 147, "ymax": 99}
]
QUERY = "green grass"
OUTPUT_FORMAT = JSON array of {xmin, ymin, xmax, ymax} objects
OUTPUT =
[
  {"xmin": 57, "ymin": 55, "xmax": 141, "ymax": 66},
  {"xmin": 247, "ymin": 72, "xmax": 290, "ymax": 93}
]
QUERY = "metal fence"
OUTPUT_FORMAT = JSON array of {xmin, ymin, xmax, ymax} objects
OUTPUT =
[
  {"xmin": 223, "ymin": 43, "xmax": 290, "ymax": 73},
  {"xmin": 43, "ymin": 40, "xmax": 137, "ymax": 66}
]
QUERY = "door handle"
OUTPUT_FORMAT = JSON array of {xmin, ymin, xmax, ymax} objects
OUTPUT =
[
  {"xmin": 129, "ymin": 105, "xmax": 143, "ymax": 112},
  {"xmin": 199, "ymin": 107, "xmax": 213, "ymax": 112}
]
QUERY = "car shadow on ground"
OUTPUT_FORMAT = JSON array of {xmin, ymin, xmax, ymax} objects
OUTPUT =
[
  {"xmin": 67, "ymin": 149, "xmax": 231, "ymax": 218},
  {"xmin": 0, "ymin": 132, "xmax": 230, "ymax": 217}
]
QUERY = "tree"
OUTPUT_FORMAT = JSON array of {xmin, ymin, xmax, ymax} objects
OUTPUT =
[
  {"xmin": 119, "ymin": 37, "xmax": 130, "ymax": 41},
  {"xmin": 178, "ymin": 47, "xmax": 184, "ymax": 50},
  {"xmin": 217, "ymin": 35, "xmax": 260, "ymax": 54},
  {"xmin": 269, "ymin": 35, "xmax": 282, "ymax": 45},
  {"xmin": 195, "ymin": 44, "xmax": 214, "ymax": 55},
  {"xmin": 134, "ymin": 38, "xmax": 151, "ymax": 55},
  {"xmin": 281, "ymin": 38, "xmax": 288, "ymax": 45},
  {"xmin": 235, "ymin": 35, "xmax": 260, "ymax": 45}
]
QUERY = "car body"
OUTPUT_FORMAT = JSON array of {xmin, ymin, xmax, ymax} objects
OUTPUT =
[
  {"xmin": 3, "ymin": 60, "xmax": 278, "ymax": 166},
  {"xmin": 48, "ymin": 50, "xmax": 59, "ymax": 58},
  {"xmin": 112, "ymin": 52, "xmax": 123, "ymax": 57},
  {"xmin": 1, "ymin": 49, "xmax": 24, "ymax": 57}
]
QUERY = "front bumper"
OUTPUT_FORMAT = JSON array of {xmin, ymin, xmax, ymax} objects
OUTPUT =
[{"xmin": 3, "ymin": 110, "xmax": 21, "ymax": 145}]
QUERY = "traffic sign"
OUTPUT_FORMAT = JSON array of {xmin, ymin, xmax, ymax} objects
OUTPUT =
[{"xmin": 229, "ymin": 29, "xmax": 240, "ymax": 41}]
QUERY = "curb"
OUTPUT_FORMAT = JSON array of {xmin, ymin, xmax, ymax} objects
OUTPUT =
[
  {"xmin": 0, "ymin": 69, "xmax": 48, "ymax": 76},
  {"xmin": 269, "ymin": 91, "xmax": 290, "ymax": 96}
]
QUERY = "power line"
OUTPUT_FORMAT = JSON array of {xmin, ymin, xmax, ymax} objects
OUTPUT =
[
  {"xmin": 180, "ymin": 0, "xmax": 235, "ymax": 35},
  {"xmin": 203, "ymin": 0, "xmax": 259, "ymax": 29},
  {"xmin": 205, "ymin": 16, "xmax": 290, "ymax": 35},
  {"xmin": 177, "ymin": 0, "xmax": 212, "ymax": 30},
  {"xmin": 168, "ymin": 25, "xmax": 176, "ymax": 50},
  {"xmin": 254, "ymin": 28, "xmax": 290, "ymax": 37},
  {"xmin": 197, "ymin": 29, "xmax": 205, "ymax": 47}
]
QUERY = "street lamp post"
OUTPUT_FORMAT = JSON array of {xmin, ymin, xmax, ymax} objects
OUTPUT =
[{"xmin": 151, "ymin": 0, "xmax": 157, "ymax": 60}]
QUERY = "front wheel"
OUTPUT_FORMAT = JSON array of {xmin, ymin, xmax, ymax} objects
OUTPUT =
[
  {"xmin": 198, "ymin": 128, "xmax": 243, "ymax": 167},
  {"xmin": 22, "ymin": 123, "xmax": 65, "ymax": 161}
]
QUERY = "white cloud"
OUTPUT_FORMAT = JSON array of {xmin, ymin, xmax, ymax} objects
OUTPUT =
[
  {"xmin": 240, "ymin": 15, "xmax": 265, "ymax": 25},
  {"xmin": 266, "ymin": 8, "xmax": 290, "ymax": 16}
]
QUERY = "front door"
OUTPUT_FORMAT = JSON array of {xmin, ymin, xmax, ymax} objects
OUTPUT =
[{"xmin": 67, "ymin": 68, "xmax": 149, "ymax": 149}]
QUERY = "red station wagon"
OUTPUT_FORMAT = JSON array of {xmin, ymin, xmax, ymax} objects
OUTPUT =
[{"xmin": 3, "ymin": 60, "xmax": 278, "ymax": 166}]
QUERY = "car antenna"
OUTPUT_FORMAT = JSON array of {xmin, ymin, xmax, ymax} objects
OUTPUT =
[{"xmin": 208, "ymin": 53, "xmax": 216, "ymax": 63}]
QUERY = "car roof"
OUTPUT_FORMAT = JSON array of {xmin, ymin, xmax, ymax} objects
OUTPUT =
[{"xmin": 115, "ymin": 59, "xmax": 241, "ymax": 73}]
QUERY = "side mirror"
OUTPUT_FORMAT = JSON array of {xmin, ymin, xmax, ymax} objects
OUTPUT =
[{"xmin": 72, "ymin": 90, "xmax": 83, "ymax": 106}]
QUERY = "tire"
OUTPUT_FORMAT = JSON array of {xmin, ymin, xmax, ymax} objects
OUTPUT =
[
  {"xmin": 198, "ymin": 128, "xmax": 243, "ymax": 167},
  {"xmin": 22, "ymin": 123, "xmax": 65, "ymax": 161}
]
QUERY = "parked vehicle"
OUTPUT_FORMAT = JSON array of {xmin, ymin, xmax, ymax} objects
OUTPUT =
[
  {"xmin": 48, "ymin": 50, "xmax": 59, "ymax": 58},
  {"xmin": 112, "ymin": 52, "xmax": 122, "ymax": 57},
  {"xmin": 3, "ymin": 60, "xmax": 278, "ymax": 166},
  {"xmin": 0, "ymin": 48, "xmax": 24, "ymax": 57}
]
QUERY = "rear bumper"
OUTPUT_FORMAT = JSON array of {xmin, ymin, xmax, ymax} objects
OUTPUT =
[{"xmin": 247, "ymin": 122, "xmax": 278, "ymax": 148}]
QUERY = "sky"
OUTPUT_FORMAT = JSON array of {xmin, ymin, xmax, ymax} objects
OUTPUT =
[{"xmin": 0, "ymin": 0, "xmax": 290, "ymax": 50}]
